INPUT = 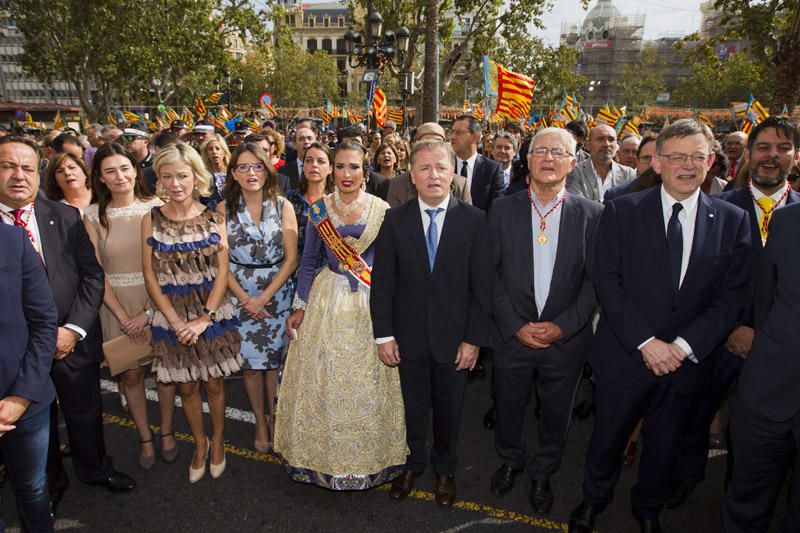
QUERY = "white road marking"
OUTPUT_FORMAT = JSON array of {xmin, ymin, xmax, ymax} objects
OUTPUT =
[
  {"xmin": 100, "ymin": 379, "xmax": 257, "ymax": 425},
  {"xmin": 438, "ymin": 518, "xmax": 514, "ymax": 532}
]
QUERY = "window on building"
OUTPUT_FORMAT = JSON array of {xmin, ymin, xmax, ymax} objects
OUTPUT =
[
  {"xmin": 322, "ymin": 38, "xmax": 332, "ymax": 53},
  {"xmin": 307, "ymin": 39, "xmax": 317, "ymax": 52},
  {"xmin": 324, "ymin": 17, "xmax": 329, "ymax": 28},
  {"xmin": 336, "ymin": 38, "xmax": 346, "ymax": 54},
  {"xmin": 338, "ymin": 16, "xmax": 344, "ymax": 27},
  {"xmin": 307, "ymin": 15, "xmax": 315, "ymax": 27}
]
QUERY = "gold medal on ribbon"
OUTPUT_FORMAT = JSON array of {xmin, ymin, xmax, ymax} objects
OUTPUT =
[{"xmin": 537, "ymin": 231, "xmax": 548, "ymax": 245}]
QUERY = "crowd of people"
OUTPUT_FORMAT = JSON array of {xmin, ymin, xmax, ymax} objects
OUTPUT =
[{"xmin": 1, "ymin": 110, "xmax": 799, "ymax": 533}]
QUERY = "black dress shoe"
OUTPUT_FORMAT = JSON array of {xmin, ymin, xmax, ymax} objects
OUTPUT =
[
  {"xmin": 435, "ymin": 474, "xmax": 457, "ymax": 507},
  {"xmin": 572, "ymin": 400, "xmax": 595, "ymax": 420},
  {"xmin": 87, "ymin": 470, "xmax": 136, "ymax": 493},
  {"xmin": 49, "ymin": 479, "xmax": 69, "ymax": 516},
  {"xmin": 568, "ymin": 501, "xmax": 607, "ymax": 533},
  {"xmin": 483, "ymin": 406, "xmax": 496, "ymax": 429},
  {"xmin": 530, "ymin": 479, "xmax": 553, "ymax": 514},
  {"xmin": 664, "ymin": 479, "xmax": 696, "ymax": 509},
  {"xmin": 636, "ymin": 516, "xmax": 663, "ymax": 533},
  {"xmin": 389, "ymin": 469, "xmax": 422, "ymax": 501},
  {"xmin": 490, "ymin": 464, "xmax": 521, "ymax": 495}
]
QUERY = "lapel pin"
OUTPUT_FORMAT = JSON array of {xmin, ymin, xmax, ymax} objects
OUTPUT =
[
  {"xmin": 50, "ymin": 220, "xmax": 54, "ymax": 225},
  {"xmin": 708, "ymin": 213, "xmax": 714, "ymax": 219}
]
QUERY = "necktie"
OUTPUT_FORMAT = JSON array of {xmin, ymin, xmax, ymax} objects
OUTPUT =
[
  {"xmin": 667, "ymin": 203, "xmax": 683, "ymax": 291},
  {"xmin": 726, "ymin": 159, "xmax": 737, "ymax": 179},
  {"xmin": 425, "ymin": 208, "xmax": 444, "ymax": 271},
  {"xmin": 9, "ymin": 209, "xmax": 24, "ymax": 227},
  {"xmin": 756, "ymin": 196, "xmax": 776, "ymax": 243},
  {"xmin": 460, "ymin": 161, "xmax": 468, "ymax": 178}
]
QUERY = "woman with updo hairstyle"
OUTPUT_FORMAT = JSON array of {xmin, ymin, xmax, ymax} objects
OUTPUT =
[
  {"xmin": 83, "ymin": 143, "xmax": 174, "ymax": 469},
  {"xmin": 274, "ymin": 140, "xmax": 406, "ymax": 491},
  {"xmin": 219, "ymin": 143, "xmax": 298, "ymax": 453},
  {"xmin": 142, "ymin": 142, "xmax": 242, "ymax": 483}
]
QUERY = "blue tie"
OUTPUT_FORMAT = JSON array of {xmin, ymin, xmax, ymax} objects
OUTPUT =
[
  {"xmin": 425, "ymin": 208, "xmax": 444, "ymax": 271},
  {"xmin": 667, "ymin": 202, "xmax": 683, "ymax": 291}
]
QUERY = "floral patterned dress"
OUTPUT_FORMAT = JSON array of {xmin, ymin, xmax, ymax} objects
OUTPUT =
[{"xmin": 227, "ymin": 195, "xmax": 293, "ymax": 370}]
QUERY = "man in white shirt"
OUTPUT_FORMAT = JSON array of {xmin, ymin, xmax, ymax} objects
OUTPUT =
[
  {"xmin": 370, "ymin": 140, "xmax": 492, "ymax": 508},
  {"xmin": 566, "ymin": 124, "xmax": 636, "ymax": 202}
]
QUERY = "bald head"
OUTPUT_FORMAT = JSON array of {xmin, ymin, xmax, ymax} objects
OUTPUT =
[
  {"xmin": 724, "ymin": 131, "xmax": 747, "ymax": 161},
  {"xmin": 618, "ymin": 135, "xmax": 641, "ymax": 169},
  {"xmin": 588, "ymin": 125, "xmax": 618, "ymax": 166}
]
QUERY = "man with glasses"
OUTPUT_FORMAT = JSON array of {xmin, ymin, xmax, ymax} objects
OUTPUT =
[
  {"xmin": 451, "ymin": 115, "xmax": 504, "ymax": 212},
  {"xmin": 566, "ymin": 124, "xmax": 636, "ymax": 202},
  {"xmin": 568, "ymin": 119, "xmax": 751, "ymax": 533},
  {"xmin": 489, "ymin": 128, "xmax": 602, "ymax": 515},
  {"xmin": 120, "ymin": 123, "xmax": 153, "ymax": 170}
]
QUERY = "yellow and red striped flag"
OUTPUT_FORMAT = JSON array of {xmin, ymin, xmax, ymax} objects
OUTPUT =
[
  {"xmin": 696, "ymin": 111, "xmax": 712, "ymax": 127},
  {"xmin": 205, "ymin": 92, "xmax": 223, "ymax": 104},
  {"xmin": 194, "ymin": 97, "xmax": 207, "ymax": 118},
  {"xmin": 53, "ymin": 111, "xmax": 65, "ymax": 130},
  {"xmin": 371, "ymin": 86, "xmax": 387, "ymax": 127},
  {"xmin": 472, "ymin": 101, "xmax": 484, "ymax": 121},
  {"xmin": 386, "ymin": 107, "xmax": 403, "ymax": 126}
]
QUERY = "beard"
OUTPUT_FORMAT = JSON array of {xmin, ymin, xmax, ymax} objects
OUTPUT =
[{"xmin": 750, "ymin": 164, "xmax": 790, "ymax": 189}]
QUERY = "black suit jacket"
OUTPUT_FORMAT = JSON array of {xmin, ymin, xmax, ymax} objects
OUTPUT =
[
  {"xmin": 590, "ymin": 187, "xmax": 751, "ymax": 393},
  {"xmin": 737, "ymin": 203, "xmax": 800, "ymax": 420},
  {"xmin": 370, "ymin": 196, "xmax": 493, "ymax": 363},
  {"xmin": 35, "ymin": 199, "xmax": 105, "ymax": 369},
  {"xmin": 715, "ymin": 187, "xmax": 800, "ymax": 327},
  {"xmin": 458, "ymin": 154, "xmax": 504, "ymax": 212},
  {"xmin": 278, "ymin": 157, "xmax": 301, "ymax": 191},
  {"xmin": 0, "ymin": 225, "xmax": 58, "ymax": 420},
  {"xmin": 490, "ymin": 191, "xmax": 603, "ymax": 365}
]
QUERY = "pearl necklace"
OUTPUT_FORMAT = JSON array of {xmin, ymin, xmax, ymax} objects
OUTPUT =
[{"xmin": 334, "ymin": 189, "xmax": 364, "ymax": 217}]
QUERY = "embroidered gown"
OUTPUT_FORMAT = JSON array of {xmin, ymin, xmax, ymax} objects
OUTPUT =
[
  {"xmin": 147, "ymin": 205, "xmax": 243, "ymax": 383},
  {"xmin": 273, "ymin": 194, "xmax": 407, "ymax": 490},
  {"xmin": 227, "ymin": 195, "xmax": 293, "ymax": 370}
]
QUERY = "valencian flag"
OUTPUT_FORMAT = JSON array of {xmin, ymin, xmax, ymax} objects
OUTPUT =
[
  {"xmin": 483, "ymin": 56, "xmax": 535, "ymax": 121},
  {"xmin": 387, "ymin": 106, "xmax": 403, "ymax": 127},
  {"xmin": 53, "ymin": 111, "xmax": 65, "ymax": 130},
  {"xmin": 741, "ymin": 95, "xmax": 769, "ymax": 135},
  {"xmin": 194, "ymin": 96, "xmax": 207, "ymax": 118},
  {"xmin": 205, "ymin": 92, "xmax": 223, "ymax": 104},
  {"xmin": 371, "ymin": 84, "xmax": 387, "ymax": 127},
  {"xmin": 123, "ymin": 110, "xmax": 142, "ymax": 124},
  {"xmin": 696, "ymin": 111, "xmax": 712, "ymax": 127},
  {"xmin": 471, "ymin": 101, "xmax": 484, "ymax": 121}
]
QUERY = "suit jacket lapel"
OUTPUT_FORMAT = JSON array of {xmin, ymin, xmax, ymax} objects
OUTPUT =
[
  {"xmin": 432, "ymin": 196, "xmax": 460, "ymax": 275},
  {"xmin": 642, "ymin": 188, "xmax": 674, "ymax": 295},
  {"xmin": 33, "ymin": 200, "xmax": 58, "ymax": 285},
  {"xmin": 514, "ymin": 191, "xmax": 536, "ymax": 308},
  {"xmin": 684, "ymin": 192, "xmax": 714, "ymax": 290},
  {"xmin": 541, "ymin": 193, "xmax": 576, "ymax": 317},
  {"xmin": 404, "ymin": 199, "xmax": 431, "ymax": 277}
]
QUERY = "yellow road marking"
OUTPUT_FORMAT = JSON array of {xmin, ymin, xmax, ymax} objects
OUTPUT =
[{"xmin": 103, "ymin": 413, "xmax": 572, "ymax": 531}]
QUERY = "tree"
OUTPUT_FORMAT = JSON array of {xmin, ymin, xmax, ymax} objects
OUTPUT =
[
  {"xmin": 612, "ymin": 50, "xmax": 665, "ymax": 110},
  {"xmin": 688, "ymin": 0, "xmax": 800, "ymax": 108},
  {"xmin": 261, "ymin": 37, "xmax": 341, "ymax": 108},
  {"xmin": 671, "ymin": 51, "xmax": 771, "ymax": 109},
  {"xmin": 8, "ymin": 0, "xmax": 271, "ymax": 120},
  {"xmin": 421, "ymin": 0, "xmax": 439, "ymax": 122}
]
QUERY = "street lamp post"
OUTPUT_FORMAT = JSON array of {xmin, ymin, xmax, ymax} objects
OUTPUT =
[
  {"xmin": 214, "ymin": 69, "xmax": 244, "ymax": 109},
  {"xmin": 343, "ymin": 10, "xmax": 410, "ymax": 130}
]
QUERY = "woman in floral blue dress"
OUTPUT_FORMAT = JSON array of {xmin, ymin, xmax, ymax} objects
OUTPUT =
[{"xmin": 220, "ymin": 143, "xmax": 298, "ymax": 453}]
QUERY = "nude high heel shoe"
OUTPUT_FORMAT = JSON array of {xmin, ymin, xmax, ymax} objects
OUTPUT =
[{"xmin": 189, "ymin": 437, "xmax": 209, "ymax": 484}]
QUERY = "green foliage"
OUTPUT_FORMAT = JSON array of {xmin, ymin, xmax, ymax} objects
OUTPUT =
[
  {"xmin": 262, "ymin": 37, "xmax": 341, "ymax": 108},
  {"xmin": 612, "ymin": 50, "xmax": 666, "ymax": 109},
  {"xmin": 7, "ymin": 0, "xmax": 272, "ymax": 119},
  {"xmin": 671, "ymin": 49, "xmax": 771, "ymax": 108}
]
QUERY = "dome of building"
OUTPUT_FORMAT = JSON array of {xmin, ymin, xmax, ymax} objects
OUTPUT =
[{"xmin": 581, "ymin": 0, "xmax": 622, "ymax": 41}]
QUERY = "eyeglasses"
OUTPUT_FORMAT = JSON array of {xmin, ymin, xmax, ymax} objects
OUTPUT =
[
  {"xmin": 234, "ymin": 163, "xmax": 266, "ymax": 173},
  {"xmin": 530, "ymin": 147, "xmax": 574, "ymax": 159},
  {"xmin": 658, "ymin": 153, "xmax": 710, "ymax": 165},
  {"xmin": 120, "ymin": 135, "xmax": 143, "ymax": 142}
]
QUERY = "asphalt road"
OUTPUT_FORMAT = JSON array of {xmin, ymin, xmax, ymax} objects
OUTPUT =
[{"xmin": 1, "ymin": 368, "xmax": 738, "ymax": 533}]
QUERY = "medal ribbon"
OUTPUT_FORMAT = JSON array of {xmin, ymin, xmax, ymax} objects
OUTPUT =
[{"xmin": 528, "ymin": 188, "xmax": 566, "ymax": 241}]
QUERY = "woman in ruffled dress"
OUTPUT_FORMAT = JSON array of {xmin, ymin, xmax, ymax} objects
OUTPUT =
[
  {"xmin": 273, "ymin": 141, "xmax": 407, "ymax": 490},
  {"xmin": 220, "ymin": 143, "xmax": 297, "ymax": 453},
  {"xmin": 83, "ymin": 143, "xmax": 176, "ymax": 469},
  {"xmin": 141, "ymin": 142, "xmax": 242, "ymax": 483}
]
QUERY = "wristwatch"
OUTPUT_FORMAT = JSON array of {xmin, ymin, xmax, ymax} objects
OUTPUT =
[{"xmin": 202, "ymin": 306, "xmax": 218, "ymax": 321}]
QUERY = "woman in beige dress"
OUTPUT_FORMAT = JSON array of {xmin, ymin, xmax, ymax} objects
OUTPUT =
[{"xmin": 83, "ymin": 143, "xmax": 177, "ymax": 470}]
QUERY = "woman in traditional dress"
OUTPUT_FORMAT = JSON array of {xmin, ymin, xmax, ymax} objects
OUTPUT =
[
  {"xmin": 273, "ymin": 141, "xmax": 407, "ymax": 491},
  {"xmin": 220, "ymin": 143, "xmax": 297, "ymax": 453},
  {"xmin": 141, "ymin": 142, "xmax": 242, "ymax": 483},
  {"xmin": 83, "ymin": 143, "xmax": 176, "ymax": 469}
]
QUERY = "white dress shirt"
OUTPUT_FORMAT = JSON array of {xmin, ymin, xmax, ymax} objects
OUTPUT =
[
  {"xmin": 376, "ymin": 195, "xmax": 451, "ymax": 345},
  {"xmin": 455, "ymin": 152, "xmax": 478, "ymax": 191},
  {"xmin": 0, "ymin": 200, "xmax": 87, "ymax": 340},
  {"xmin": 750, "ymin": 181, "xmax": 789, "ymax": 221},
  {"xmin": 502, "ymin": 166, "xmax": 512, "ymax": 188},
  {"xmin": 591, "ymin": 161, "xmax": 615, "ymax": 202},
  {"xmin": 637, "ymin": 186, "xmax": 701, "ymax": 362}
]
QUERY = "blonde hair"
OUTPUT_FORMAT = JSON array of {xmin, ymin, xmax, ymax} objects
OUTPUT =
[
  {"xmin": 153, "ymin": 142, "xmax": 212, "ymax": 198},
  {"xmin": 200, "ymin": 134, "xmax": 231, "ymax": 172},
  {"xmin": 261, "ymin": 128, "xmax": 284, "ymax": 157}
]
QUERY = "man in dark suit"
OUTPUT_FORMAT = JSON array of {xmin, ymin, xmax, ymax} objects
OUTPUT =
[
  {"xmin": 370, "ymin": 139, "xmax": 492, "ymax": 507},
  {"xmin": 0, "ymin": 223, "xmax": 58, "ymax": 532},
  {"xmin": 567, "ymin": 120, "xmax": 751, "ymax": 533},
  {"xmin": 667, "ymin": 117, "xmax": 800, "ymax": 509},
  {"xmin": 490, "ymin": 128, "xmax": 602, "ymax": 514},
  {"xmin": 722, "ymin": 127, "xmax": 800, "ymax": 532},
  {"xmin": 278, "ymin": 126, "xmax": 316, "ymax": 191},
  {"xmin": 450, "ymin": 114, "xmax": 505, "ymax": 212},
  {"xmin": 0, "ymin": 136, "xmax": 136, "ymax": 514}
]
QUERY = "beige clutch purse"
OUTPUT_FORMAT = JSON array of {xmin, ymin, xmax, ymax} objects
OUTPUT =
[{"xmin": 102, "ymin": 330, "xmax": 153, "ymax": 376}]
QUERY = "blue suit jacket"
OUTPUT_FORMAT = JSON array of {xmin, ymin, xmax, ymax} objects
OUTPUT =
[
  {"xmin": 461, "ymin": 154, "xmax": 504, "ymax": 212},
  {"xmin": 0, "ymin": 224, "xmax": 57, "ymax": 420},
  {"xmin": 589, "ymin": 186, "xmax": 751, "ymax": 393}
]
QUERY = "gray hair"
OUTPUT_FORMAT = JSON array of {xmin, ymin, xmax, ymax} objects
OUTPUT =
[
  {"xmin": 410, "ymin": 139, "xmax": 455, "ymax": 169},
  {"xmin": 529, "ymin": 127, "xmax": 577, "ymax": 156},
  {"xmin": 493, "ymin": 130, "xmax": 518, "ymax": 153},
  {"xmin": 656, "ymin": 119, "xmax": 714, "ymax": 154}
]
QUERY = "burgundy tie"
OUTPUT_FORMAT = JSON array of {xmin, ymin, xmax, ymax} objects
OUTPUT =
[{"xmin": 9, "ymin": 208, "xmax": 24, "ymax": 227}]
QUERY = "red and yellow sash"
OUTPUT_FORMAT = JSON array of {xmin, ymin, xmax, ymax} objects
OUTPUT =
[{"xmin": 308, "ymin": 199, "xmax": 372, "ymax": 288}]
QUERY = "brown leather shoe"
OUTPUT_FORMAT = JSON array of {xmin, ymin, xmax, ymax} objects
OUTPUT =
[
  {"xmin": 435, "ymin": 474, "xmax": 457, "ymax": 507},
  {"xmin": 389, "ymin": 470, "xmax": 422, "ymax": 500}
]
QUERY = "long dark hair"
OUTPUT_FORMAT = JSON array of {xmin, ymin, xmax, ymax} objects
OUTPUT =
[
  {"xmin": 299, "ymin": 141, "xmax": 334, "ymax": 195},
  {"xmin": 222, "ymin": 143, "xmax": 280, "ymax": 220},
  {"xmin": 91, "ymin": 143, "xmax": 153, "ymax": 230}
]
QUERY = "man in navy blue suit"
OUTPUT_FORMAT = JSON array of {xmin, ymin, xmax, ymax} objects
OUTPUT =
[
  {"xmin": 666, "ymin": 117, "xmax": 800, "ymax": 509},
  {"xmin": 0, "ymin": 223, "xmax": 58, "ymax": 532},
  {"xmin": 450, "ymin": 114, "xmax": 505, "ymax": 212},
  {"xmin": 567, "ymin": 119, "xmax": 751, "ymax": 533}
]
